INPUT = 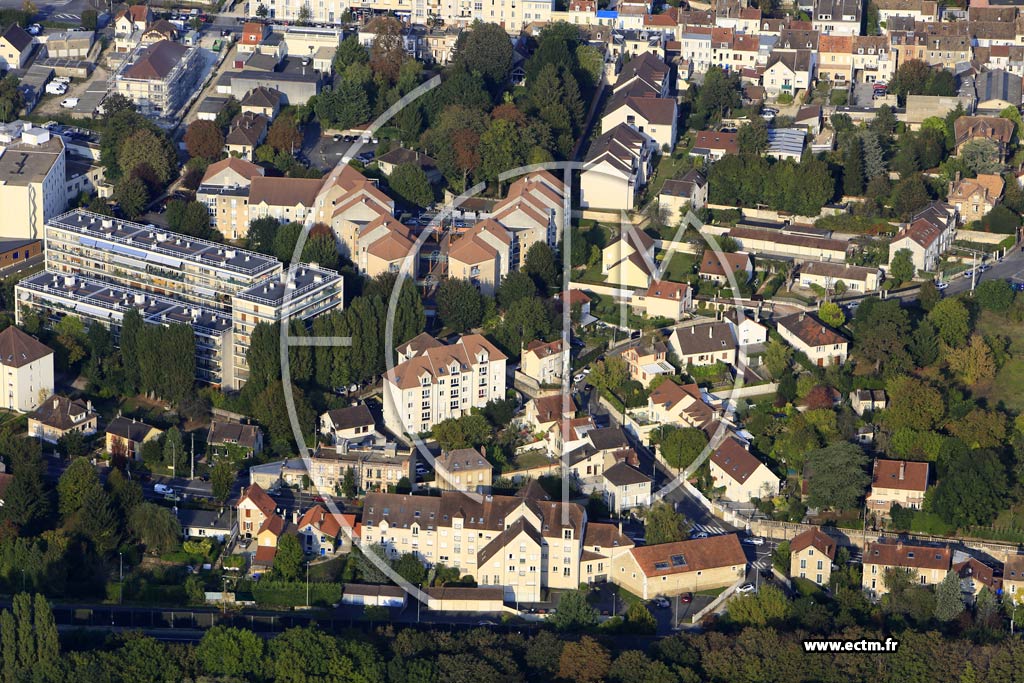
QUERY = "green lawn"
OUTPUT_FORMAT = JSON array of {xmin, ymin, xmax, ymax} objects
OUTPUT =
[
  {"xmin": 976, "ymin": 311, "xmax": 1024, "ymax": 413},
  {"xmin": 657, "ymin": 250, "xmax": 696, "ymax": 282},
  {"xmin": 513, "ymin": 450, "xmax": 552, "ymax": 471},
  {"xmin": 697, "ymin": 586, "xmax": 728, "ymax": 597}
]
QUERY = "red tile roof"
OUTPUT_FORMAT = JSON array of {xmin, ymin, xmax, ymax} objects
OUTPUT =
[
  {"xmin": 865, "ymin": 541, "xmax": 951, "ymax": 571},
  {"xmin": 710, "ymin": 437, "xmax": 766, "ymax": 485},
  {"xmin": 789, "ymin": 528, "xmax": 837, "ymax": 560},
  {"xmin": 870, "ymin": 459, "xmax": 928, "ymax": 493},
  {"xmin": 629, "ymin": 534, "xmax": 745, "ymax": 577}
]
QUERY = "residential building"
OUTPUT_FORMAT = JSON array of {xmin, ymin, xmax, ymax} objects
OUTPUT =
[
  {"xmin": 0, "ymin": 129, "xmax": 68, "ymax": 240},
  {"xmin": 225, "ymin": 112, "xmax": 270, "ymax": 160},
  {"xmin": 178, "ymin": 508, "xmax": 236, "ymax": 540},
  {"xmin": 520, "ymin": 339, "xmax": 567, "ymax": 386},
  {"xmin": 630, "ymin": 280, "xmax": 692, "ymax": 320},
  {"xmin": 601, "ymin": 229, "xmax": 655, "ymax": 289},
  {"xmin": 601, "ymin": 89, "xmax": 678, "ymax": 152},
  {"xmin": 709, "ymin": 436, "xmax": 780, "ymax": 501},
  {"xmin": 383, "ymin": 334, "xmax": 507, "ymax": 436},
  {"xmin": 948, "ymin": 173, "xmax": 1004, "ymax": 225},
  {"xmin": 113, "ymin": 4, "xmax": 153, "ymax": 52},
  {"xmin": 17, "ymin": 271, "xmax": 235, "ymax": 386},
  {"xmin": 522, "ymin": 392, "xmax": 577, "ymax": 433},
  {"xmin": 811, "ymin": 0, "xmax": 862, "ymax": 35},
  {"xmin": 763, "ymin": 49, "xmax": 815, "ymax": 97},
  {"xmin": 852, "ymin": 35, "xmax": 895, "ymax": 83},
  {"xmin": 850, "ymin": 388, "xmax": 887, "ymax": 415},
  {"xmin": 249, "ymin": 175, "xmax": 322, "ymax": 225},
  {"xmin": 953, "ymin": 115, "xmax": 1016, "ymax": 161},
  {"xmin": 0, "ymin": 326, "xmax": 53, "ymax": 413},
  {"xmin": 621, "ymin": 338, "xmax": 674, "ymax": 387},
  {"xmin": 486, "ymin": 171, "xmax": 564, "ymax": 264},
  {"xmin": 888, "ymin": 206, "xmax": 956, "ymax": 273},
  {"xmin": 799, "ymin": 261, "xmax": 881, "ymax": 292},
  {"xmin": 0, "ymin": 24, "xmax": 32, "ymax": 70},
  {"xmin": 208, "ymin": 420, "xmax": 264, "ymax": 458},
  {"xmin": 863, "ymin": 540, "xmax": 951, "ymax": 597},
  {"xmin": 360, "ymin": 488, "xmax": 586, "ymax": 602},
  {"xmin": 435, "ymin": 447, "xmax": 493, "ymax": 493},
  {"xmin": 789, "ymin": 528, "xmax": 837, "ymax": 586},
  {"xmin": 640, "ymin": 379, "xmax": 716, "ymax": 433},
  {"xmin": 817, "ymin": 34, "xmax": 854, "ymax": 83},
  {"xmin": 447, "ymin": 220, "xmax": 512, "ymax": 297},
  {"xmin": 237, "ymin": 482, "xmax": 279, "ymax": 539},
  {"xmin": 616, "ymin": 534, "xmax": 747, "ymax": 599},
  {"xmin": 967, "ymin": 69, "xmax": 1022, "ymax": 112},
  {"xmin": 865, "ymin": 458, "xmax": 929, "ymax": 518},
  {"xmin": 691, "ymin": 130, "xmax": 739, "ymax": 161},
  {"xmin": 954, "ymin": 554, "xmax": 1001, "ymax": 599},
  {"xmin": 376, "ymin": 147, "xmax": 441, "ymax": 183},
  {"xmin": 27, "ymin": 395, "xmax": 98, "ymax": 443},
  {"xmin": 698, "ymin": 251, "xmax": 753, "ymax": 285},
  {"xmin": 1004, "ymin": 555, "xmax": 1024, "ymax": 602},
  {"xmin": 115, "ymin": 40, "xmax": 204, "ymax": 116},
  {"xmin": 105, "ymin": 416, "xmax": 162, "ymax": 460},
  {"xmin": 341, "ymin": 584, "xmax": 407, "ymax": 607},
  {"xmin": 240, "ymin": 86, "xmax": 283, "ymax": 118},
  {"xmin": 659, "ymin": 170, "xmax": 708, "ymax": 215},
  {"xmin": 229, "ymin": 264, "xmax": 345, "ymax": 389},
  {"xmin": 776, "ymin": 312, "xmax": 848, "ymax": 366},
  {"xmin": 319, "ymin": 405, "xmax": 378, "ymax": 446},
  {"xmin": 581, "ymin": 123, "xmax": 653, "ymax": 211},
  {"xmin": 296, "ymin": 505, "xmax": 357, "ymax": 556},
  {"xmin": 196, "ymin": 157, "xmax": 265, "ymax": 240},
  {"xmin": 601, "ymin": 461, "xmax": 652, "ymax": 513},
  {"xmin": 766, "ymin": 127, "xmax": 807, "ymax": 160},
  {"xmin": 667, "ymin": 320, "xmax": 738, "ymax": 367}
]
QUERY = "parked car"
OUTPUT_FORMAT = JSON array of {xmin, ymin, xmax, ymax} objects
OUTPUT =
[
  {"xmin": 153, "ymin": 483, "xmax": 174, "ymax": 495},
  {"xmin": 60, "ymin": 98, "xmax": 79, "ymax": 109},
  {"xmin": 743, "ymin": 536, "xmax": 765, "ymax": 546},
  {"xmin": 962, "ymin": 269, "xmax": 975, "ymax": 279},
  {"xmin": 737, "ymin": 583, "xmax": 757, "ymax": 594},
  {"xmin": 680, "ymin": 592, "xmax": 693, "ymax": 604},
  {"xmin": 935, "ymin": 281, "xmax": 949, "ymax": 290},
  {"xmin": 690, "ymin": 531, "xmax": 709, "ymax": 539},
  {"xmin": 573, "ymin": 373, "xmax": 585, "ymax": 383},
  {"xmin": 652, "ymin": 597, "xmax": 670, "ymax": 608},
  {"xmin": 26, "ymin": 23, "xmax": 41, "ymax": 35}
]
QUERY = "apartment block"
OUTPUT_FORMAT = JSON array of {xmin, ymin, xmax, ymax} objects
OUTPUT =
[
  {"xmin": 383, "ymin": 334, "xmax": 507, "ymax": 436},
  {"xmin": 308, "ymin": 443, "xmax": 415, "ymax": 494},
  {"xmin": 862, "ymin": 540, "xmax": 952, "ymax": 598},
  {"xmin": 360, "ymin": 489, "xmax": 586, "ymax": 602}
]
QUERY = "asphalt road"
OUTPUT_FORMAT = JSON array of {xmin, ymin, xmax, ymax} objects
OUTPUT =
[{"xmin": 1, "ymin": 0, "xmax": 94, "ymax": 25}]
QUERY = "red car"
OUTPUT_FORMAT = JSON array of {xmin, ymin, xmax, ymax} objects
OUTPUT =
[
  {"xmin": 681, "ymin": 592, "xmax": 693, "ymax": 604},
  {"xmin": 313, "ymin": 495, "xmax": 326, "ymax": 503}
]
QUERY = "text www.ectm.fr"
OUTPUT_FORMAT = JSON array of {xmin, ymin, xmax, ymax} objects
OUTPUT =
[{"xmin": 803, "ymin": 639, "xmax": 899, "ymax": 653}]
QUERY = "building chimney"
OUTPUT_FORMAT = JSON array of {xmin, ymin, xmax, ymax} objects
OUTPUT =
[
  {"xmin": 899, "ymin": 461, "xmax": 906, "ymax": 481},
  {"xmin": 293, "ymin": 509, "xmax": 299, "ymax": 524},
  {"xmin": 709, "ymin": 326, "xmax": 713, "ymax": 338},
  {"xmin": 86, "ymin": 400, "xmax": 92, "ymax": 412}
]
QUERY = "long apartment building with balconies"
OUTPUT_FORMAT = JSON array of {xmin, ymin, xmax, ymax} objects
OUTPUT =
[
  {"xmin": 15, "ymin": 271, "xmax": 234, "ymax": 385},
  {"xmin": 22, "ymin": 210, "xmax": 345, "ymax": 388},
  {"xmin": 43, "ymin": 210, "xmax": 282, "ymax": 311}
]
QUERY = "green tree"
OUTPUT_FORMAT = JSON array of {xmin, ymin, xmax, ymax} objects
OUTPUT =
[
  {"xmin": 394, "ymin": 552, "xmax": 426, "ymax": 585},
  {"xmin": 886, "ymin": 375, "xmax": 944, "ymax": 431},
  {"xmin": 495, "ymin": 297, "xmax": 553, "ymax": 355},
  {"xmin": 961, "ymin": 138, "xmax": 1005, "ymax": 175},
  {"xmin": 315, "ymin": 81, "xmax": 371, "ymax": 130},
  {"xmin": 945, "ymin": 334, "xmax": 996, "ymax": 386},
  {"xmin": 432, "ymin": 413, "xmax": 490, "ymax": 449},
  {"xmin": 129, "ymin": 502, "xmax": 181, "ymax": 554},
  {"xmin": 909, "ymin": 319, "xmax": 940, "ymax": 366},
  {"xmin": 559, "ymin": 636, "xmax": 610, "ymax": 683},
  {"xmin": 890, "ymin": 248, "xmax": 915, "ymax": 283},
  {"xmin": 933, "ymin": 570, "xmax": 966, "ymax": 622},
  {"xmin": 211, "ymin": 460, "xmax": 235, "ymax": 504},
  {"xmin": 818, "ymin": 302, "xmax": 845, "ymax": 327},
  {"xmin": 764, "ymin": 338, "xmax": 793, "ymax": 377},
  {"xmin": 623, "ymin": 601, "xmax": 657, "ymax": 634},
  {"xmin": 928, "ymin": 297, "xmax": 970, "ymax": 347},
  {"xmin": 57, "ymin": 457, "xmax": 100, "ymax": 519},
  {"xmin": 479, "ymin": 119, "xmax": 526, "ymax": 191},
  {"xmin": 643, "ymin": 501, "xmax": 690, "ymax": 545},
  {"xmin": 114, "ymin": 176, "xmax": 150, "ymax": 219},
  {"xmin": 119, "ymin": 128, "xmax": 174, "ymax": 187},
  {"xmin": 805, "ymin": 442, "xmax": 870, "ymax": 510},
  {"xmin": 274, "ymin": 533, "xmax": 303, "ymax": 581},
  {"xmin": 197, "ymin": 626, "xmax": 265, "ymax": 679},
  {"xmin": 524, "ymin": 242, "xmax": 560, "ymax": 295},
  {"xmin": 333, "ymin": 35, "xmax": 368, "ymax": 74},
  {"xmin": 975, "ymin": 279, "xmax": 1014, "ymax": 313},
  {"xmin": 728, "ymin": 584, "xmax": 792, "ymax": 626},
  {"xmin": 931, "ymin": 448, "xmax": 1007, "ymax": 528},
  {"xmin": 919, "ymin": 280, "xmax": 940, "ymax": 311},
  {"xmin": 458, "ymin": 21, "xmax": 514, "ymax": 86},
  {"xmin": 738, "ymin": 117, "xmax": 769, "ymax": 156},
  {"xmin": 388, "ymin": 163, "xmax": 434, "ymax": 207},
  {"xmin": 76, "ymin": 484, "xmax": 121, "ymax": 554},
  {"xmin": 891, "ymin": 174, "xmax": 932, "ymax": 220},
  {"xmin": 247, "ymin": 216, "xmax": 281, "ymax": 255},
  {"xmin": 436, "ymin": 278, "xmax": 483, "ymax": 332},
  {"xmin": 842, "ymin": 133, "xmax": 865, "ymax": 196},
  {"xmin": 659, "ymin": 427, "xmax": 708, "ymax": 470},
  {"xmin": 550, "ymin": 590, "xmax": 598, "ymax": 631},
  {"xmin": 496, "ymin": 271, "xmax": 536, "ymax": 309}
]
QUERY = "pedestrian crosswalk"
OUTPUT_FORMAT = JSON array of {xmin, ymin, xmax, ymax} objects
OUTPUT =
[
  {"xmin": 690, "ymin": 522, "xmax": 728, "ymax": 535},
  {"xmin": 752, "ymin": 559, "xmax": 770, "ymax": 571},
  {"xmin": 53, "ymin": 13, "xmax": 80, "ymax": 21}
]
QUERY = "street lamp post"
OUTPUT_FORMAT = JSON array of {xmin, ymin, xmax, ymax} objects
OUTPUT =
[
  {"xmin": 305, "ymin": 561, "xmax": 310, "ymax": 608},
  {"xmin": 119, "ymin": 552, "xmax": 123, "ymax": 604}
]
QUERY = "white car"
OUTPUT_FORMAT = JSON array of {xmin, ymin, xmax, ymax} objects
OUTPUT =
[
  {"xmin": 979, "ymin": 264, "xmax": 991, "ymax": 272},
  {"xmin": 573, "ymin": 373, "xmax": 585, "ymax": 383},
  {"xmin": 935, "ymin": 281, "xmax": 949, "ymax": 291},
  {"xmin": 45, "ymin": 83, "xmax": 67, "ymax": 95},
  {"xmin": 962, "ymin": 269, "xmax": 975, "ymax": 279},
  {"xmin": 581, "ymin": 367, "xmax": 591, "ymax": 375},
  {"xmin": 27, "ymin": 24, "xmax": 41, "ymax": 35},
  {"xmin": 743, "ymin": 536, "xmax": 765, "ymax": 546},
  {"xmin": 737, "ymin": 583, "xmax": 756, "ymax": 594},
  {"xmin": 652, "ymin": 597, "xmax": 670, "ymax": 608},
  {"xmin": 60, "ymin": 98, "xmax": 79, "ymax": 109},
  {"xmin": 153, "ymin": 483, "xmax": 174, "ymax": 495}
]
